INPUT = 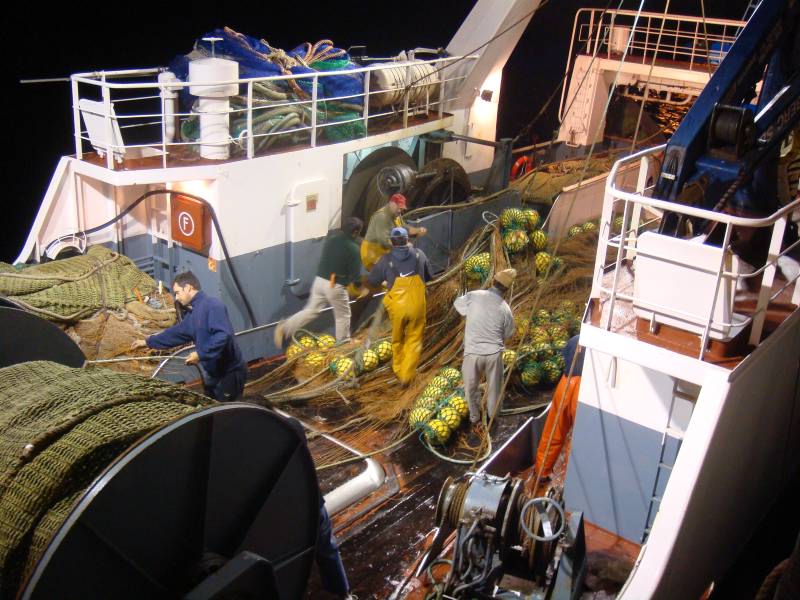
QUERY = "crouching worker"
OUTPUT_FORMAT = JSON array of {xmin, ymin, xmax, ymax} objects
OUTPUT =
[
  {"xmin": 454, "ymin": 268, "xmax": 516, "ymax": 431},
  {"xmin": 131, "ymin": 271, "xmax": 247, "ymax": 402},
  {"xmin": 535, "ymin": 335, "xmax": 584, "ymax": 481},
  {"xmin": 367, "ymin": 227, "xmax": 432, "ymax": 384}
]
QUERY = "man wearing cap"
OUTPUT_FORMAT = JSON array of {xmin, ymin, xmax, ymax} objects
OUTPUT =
[
  {"xmin": 367, "ymin": 226, "xmax": 432, "ymax": 384},
  {"xmin": 361, "ymin": 193, "xmax": 427, "ymax": 270},
  {"xmin": 454, "ymin": 268, "xmax": 516, "ymax": 430},
  {"xmin": 275, "ymin": 217, "xmax": 368, "ymax": 346}
]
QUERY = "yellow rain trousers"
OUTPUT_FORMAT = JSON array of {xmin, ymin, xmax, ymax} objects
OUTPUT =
[
  {"xmin": 361, "ymin": 240, "xmax": 389, "ymax": 271},
  {"xmin": 383, "ymin": 274, "xmax": 426, "ymax": 384}
]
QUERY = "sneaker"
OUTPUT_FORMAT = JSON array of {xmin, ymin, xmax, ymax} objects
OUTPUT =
[{"xmin": 273, "ymin": 321, "xmax": 285, "ymax": 348}]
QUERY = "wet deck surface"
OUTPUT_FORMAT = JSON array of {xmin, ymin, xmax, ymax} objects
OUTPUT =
[{"xmin": 240, "ymin": 383, "xmax": 548, "ymax": 599}]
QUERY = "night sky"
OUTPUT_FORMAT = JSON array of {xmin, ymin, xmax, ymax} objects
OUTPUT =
[{"xmin": 5, "ymin": 0, "xmax": 747, "ymax": 262}]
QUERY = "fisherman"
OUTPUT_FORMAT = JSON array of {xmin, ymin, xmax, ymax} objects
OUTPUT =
[
  {"xmin": 367, "ymin": 227, "xmax": 432, "ymax": 384},
  {"xmin": 534, "ymin": 335, "xmax": 584, "ymax": 481},
  {"xmin": 454, "ymin": 268, "xmax": 516, "ymax": 431},
  {"xmin": 360, "ymin": 193, "xmax": 427, "ymax": 270},
  {"xmin": 275, "ymin": 217, "xmax": 368, "ymax": 346},
  {"xmin": 130, "ymin": 271, "xmax": 247, "ymax": 402}
]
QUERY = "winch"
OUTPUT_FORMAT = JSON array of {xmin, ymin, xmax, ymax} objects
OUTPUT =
[{"xmin": 418, "ymin": 473, "xmax": 586, "ymax": 599}]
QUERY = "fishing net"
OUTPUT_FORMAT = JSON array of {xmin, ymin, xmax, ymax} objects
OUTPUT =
[
  {"xmin": 0, "ymin": 246, "xmax": 164, "ymax": 323},
  {"xmin": 0, "ymin": 361, "xmax": 211, "ymax": 598},
  {"xmin": 510, "ymin": 157, "xmax": 614, "ymax": 205},
  {"xmin": 173, "ymin": 28, "xmax": 366, "ymax": 153}
]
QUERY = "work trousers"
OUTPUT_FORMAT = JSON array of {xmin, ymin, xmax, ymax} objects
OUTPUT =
[
  {"xmin": 316, "ymin": 504, "xmax": 350, "ymax": 595},
  {"xmin": 462, "ymin": 351, "xmax": 504, "ymax": 424},
  {"xmin": 204, "ymin": 363, "xmax": 247, "ymax": 402},
  {"xmin": 284, "ymin": 276, "xmax": 352, "ymax": 341}
]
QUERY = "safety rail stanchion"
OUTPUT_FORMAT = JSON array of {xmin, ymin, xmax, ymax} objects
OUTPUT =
[
  {"xmin": 606, "ymin": 197, "xmax": 632, "ymax": 331},
  {"xmin": 362, "ymin": 70, "xmax": 370, "ymax": 137},
  {"xmin": 698, "ymin": 223, "xmax": 733, "ymax": 359},
  {"xmin": 72, "ymin": 78, "xmax": 82, "ymax": 160},
  {"xmin": 403, "ymin": 63, "xmax": 411, "ymax": 129},
  {"xmin": 246, "ymin": 81, "xmax": 254, "ymax": 159},
  {"xmin": 750, "ymin": 215, "xmax": 788, "ymax": 346},
  {"xmin": 310, "ymin": 75, "xmax": 318, "ymax": 148},
  {"xmin": 102, "ymin": 82, "xmax": 114, "ymax": 170},
  {"xmin": 438, "ymin": 61, "xmax": 446, "ymax": 119}
]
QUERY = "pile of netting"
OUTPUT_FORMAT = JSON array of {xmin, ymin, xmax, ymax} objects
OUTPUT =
[
  {"xmin": 249, "ymin": 204, "xmax": 600, "ymax": 463},
  {"xmin": 509, "ymin": 156, "xmax": 614, "ymax": 205},
  {"xmin": 0, "ymin": 361, "xmax": 210, "ymax": 599},
  {"xmin": 172, "ymin": 27, "xmax": 366, "ymax": 153},
  {"xmin": 0, "ymin": 246, "xmax": 176, "ymax": 369}
]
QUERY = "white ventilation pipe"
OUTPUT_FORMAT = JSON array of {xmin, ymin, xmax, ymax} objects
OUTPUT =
[{"xmin": 188, "ymin": 57, "xmax": 238, "ymax": 159}]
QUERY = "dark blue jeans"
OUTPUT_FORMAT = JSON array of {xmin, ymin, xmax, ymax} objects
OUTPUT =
[
  {"xmin": 204, "ymin": 364, "xmax": 247, "ymax": 401},
  {"xmin": 317, "ymin": 504, "xmax": 350, "ymax": 595}
]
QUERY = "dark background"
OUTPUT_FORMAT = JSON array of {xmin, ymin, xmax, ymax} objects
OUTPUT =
[{"xmin": 4, "ymin": 0, "xmax": 747, "ymax": 262}]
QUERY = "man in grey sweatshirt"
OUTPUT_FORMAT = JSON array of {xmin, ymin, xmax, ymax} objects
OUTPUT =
[{"xmin": 454, "ymin": 268, "xmax": 516, "ymax": 428}]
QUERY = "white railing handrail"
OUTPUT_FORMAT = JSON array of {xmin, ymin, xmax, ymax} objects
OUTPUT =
[
  {"xmin": 606, "ymin": 145, "xmax": 800, "ymax": 228},
  {"xmin": 560, "ymin": 9, "xmax": 746, "ymax": 121},
  {"xmin": 71, "ymin": 54, "xmax": 477, "ymax": 89},
  {"xmin": 598, "ymin": 145, "xmax": 800, "ymax": 357},
  {"xmin": 574, "ymin": 8, "xmax": 747, "ymax": 29}
]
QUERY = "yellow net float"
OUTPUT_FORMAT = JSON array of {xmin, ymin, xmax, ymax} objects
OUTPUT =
[
  {"xmin": 415, "ymin": 395, "xmax": 439, "ymax": 412},
  {"xmin": 568, "ymin": 225, "xmax": 583, "ymax": 238},
  {"xmin": 533, "ymin": 342, "xmax": 554, "ymax": 361},
  {"xmin": 529, "ymin": 326, "xmax": 550, "ymax": 344},
  {"xmin": 316, "ymin": 334, "xmax": 336, "ymax": 348},
  {"xmin": 446, "ymin": 394, "xmax": 469, "ymax": 418},
  {"xmin": 303, "ymin": 351, "xmax": 326, "ymax": 369},
  {"xmin": 437, "ymin": 405, "xmax": 462, "ymax": 430},
  {"xmin": 330, "ymin": 356, "xmax": 356, "ymax": 378},
  {"xmin": 534, "ymin": 251, "xmax": 551, "ymax": 275},
  {"xmin": 298, "ymin": 335, "xmax": 316, "ymax": 349},
  {"xmin": 429, "ymin": 375, "xmax": 452, "ymax": 391},
  {"xmin": 530, "ymin": 229, "xmax": 548, "ymax": 251},
  {"xmin": 523, "ymin": 208, "xmax": 540, "ymax": 231},
  {"xmin": 543, "ymin": 360, "xmax": 563, "ymax": 383},
  {"xmin": 408, "ymin": 407, "xmax": 433, "ymax": 429},
  {"xmin": 521, "ymin": 363, "xmax": 544, "ymax": 386},
  {"xmin": 503, "ymin": 229, "xmax": 529, "ymax": 253},
  {"xmin": 423, "ymin": 419, "xmax": 452, "ymax": 445},
  {"xmin": 439, "ymin": 367, "xmax": 461, "ymax": 386},
  {"xmin": 372, "ymin": 340, "xmax": 393, "ymax": 363},
  {"xmin": 501, "ymin": 349, "xmax": 517, "ymax": 368},
  {"xmin": 582, "ymin": 220, "xmax": 598, "ymax": 233},
  {"xmin": 359, "ymin": 348, "xmax": 380, "ymax": 372},
  {"xmin": 500, "ymin": 208, "xmax": 526, "ymax": 230},
  {"xmin": 285, "ymin": 343, "xmax": 304, "ymax": 360}
]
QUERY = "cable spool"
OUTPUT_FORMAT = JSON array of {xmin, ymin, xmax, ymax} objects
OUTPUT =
[
  {"xmin": 377, "ymin": 164, "xmax": 418, "ymax": 197},
  {"xmin": 368, "ymin": 61, "xmax": 440, "ymax": 107},
  {"xmin": 0, "ymin": 307, "xmax": 85, "ymax": 369},
  {"xmin": 435, "ymin": 477, "xmax": 470, "ymax": 529},
  {"xmin": 708, "ymin": 104, "xmax": 756, "ymax": 158},
  {"xmin": 18, "ymin": 403, "xmax": 319, "ymax": 599}
]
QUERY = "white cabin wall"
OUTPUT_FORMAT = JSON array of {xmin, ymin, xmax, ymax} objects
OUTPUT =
[{"xmin": 443, "ymin": 69, "xmax": 502, "ymax": 176}]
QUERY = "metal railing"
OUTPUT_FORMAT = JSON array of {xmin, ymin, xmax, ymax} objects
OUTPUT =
[
  {"xmin": 70, "ymin": 55, "xmax": 476, "ymax": 170},
  {"xmin": 560, "ymin": 9, "xmax": 746, "ymax": 121},
  {"xmin": 594, "ymin": 145, "xmax": 800, "ymax": 359}
]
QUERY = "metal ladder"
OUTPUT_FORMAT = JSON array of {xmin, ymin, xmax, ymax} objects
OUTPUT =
[
  {"xmin": 742, "ymin": 0, "xmax": 761, "ymax": 22},
  {"xmin": 641, "ymin": 381, "xmax": 697, "ymax": 543}
]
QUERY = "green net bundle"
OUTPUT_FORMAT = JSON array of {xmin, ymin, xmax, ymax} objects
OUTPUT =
[
  {"xmin": 0, "ymin": 361, "xmax": 210, "ymax": 597},
  {"xmin": 0, "ymin": 246, "xmax": 159, "ymax": 323}
]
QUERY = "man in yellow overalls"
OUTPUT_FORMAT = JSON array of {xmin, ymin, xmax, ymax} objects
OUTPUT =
[
  {"xmin": 367, "ymin": 227, "xmax": 432, "ymax": 384},
  {"xmin": 361, "ymin": 193, "xmax": 427, "ymax": 270}
]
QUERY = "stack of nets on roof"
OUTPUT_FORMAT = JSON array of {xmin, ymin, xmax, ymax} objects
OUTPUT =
[
  {"xmin": 0, "ymin": 361, "xmax": 210, "ymax": 598},
  {"xmin": 0, "ymin": 246, "xmax": 176, "ymax": 370},
  {"xmin": 172, "ymin": 27, "xmax": 366, "ymax": 153}
]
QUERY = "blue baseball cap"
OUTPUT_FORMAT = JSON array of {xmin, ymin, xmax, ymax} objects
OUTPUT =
[{"xmin": 391, "ymin": 226, "xmax": 409, "ymax": 238}]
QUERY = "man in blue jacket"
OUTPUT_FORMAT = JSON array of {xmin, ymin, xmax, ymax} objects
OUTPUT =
[{"xmin": 131, "ymin": 271, "xmax": 247, "ymax": 401}]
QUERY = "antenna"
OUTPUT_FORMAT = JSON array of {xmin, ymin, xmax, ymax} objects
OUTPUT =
[{"xmin": 202, "ymin": 36, "xmax": 224, "ymax": 58}]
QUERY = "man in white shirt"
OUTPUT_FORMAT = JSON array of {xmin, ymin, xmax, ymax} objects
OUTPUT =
[{"xmin": 454, "ymin": 268, "xmax": 516, "ymax": 428}]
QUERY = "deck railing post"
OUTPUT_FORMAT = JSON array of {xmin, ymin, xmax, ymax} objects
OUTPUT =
[
  {"xmin": 72, "ymin": 77, "xmax": 83, "ymax": 160},
  {"xmin": 311, "ymin": 75, "xmax": 318, "ymax": 148},
  {"xmin": 247, "ymin": 80, "xmax": 254, "ymax": 159},
  {"xmin": 699, "ymin": 223, "xmax": 733, "ymax": 359},
  {"xmin": 363, "ymin": 70, "xmax": 371, "ymax": 137},
  {"xmin": 749, "ymin": 215, "xmax": 787, "ymax": 345},
  {"xmin": 102, "ymin": 81, "xmax": 114, "ymax": 170},
  {"xmin": 403, "ymin": 63, "xmax": 411, "ymax": 129}
]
